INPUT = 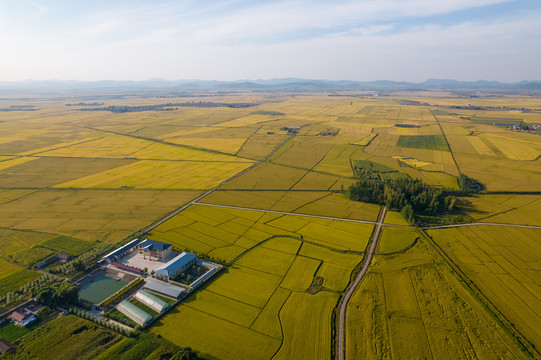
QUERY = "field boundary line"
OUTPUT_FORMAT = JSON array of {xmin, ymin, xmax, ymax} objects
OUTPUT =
[
  {"xmin": 140, "ymin": 133, "xmax": 296, "ymax": 233},
  {"xmin": 193, "ymin": 202, "xmax": 388, "ymax": 226},
  {"xmin": 429, "ymin": 109, "xmax": 461, "ymax": 174},
  {"xmin": 193, "ymin": 202, "xmax": 541, "ymax": 230},
  {"xmin": 83, "ymin": 125, "xmax": 256, "ymax": 161}
]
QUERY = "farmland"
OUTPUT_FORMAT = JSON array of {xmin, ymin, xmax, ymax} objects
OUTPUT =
[
  {"xmin": 428, "ymin": 226, "xmax": 541, "ymax": 351},
  {"xmin": 2, "ymin": 315, "xmax": 200, "ymax": 360},
  {"xmin": 346, "ymin": 235, "xmax": 530, "ymax": 359},
  {"xmin": 150, "ymin": 204, "xmax": 368, "ymax": 360},
  {"xmin": 0, "ymin": 91, "xmax": 540, "ymax": 360}
]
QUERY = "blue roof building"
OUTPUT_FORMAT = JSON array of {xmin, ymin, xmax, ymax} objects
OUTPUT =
[
  {"xmin": 137, "ymin": 239, "xmax": 172, "ymax": 260},
  {"xmin": 155, "ymin": 252, "xmax": 197, "ymax": 282},
  {"xmin": 102, "ymin": 238, "xmax": 141, "ymax": 263}
]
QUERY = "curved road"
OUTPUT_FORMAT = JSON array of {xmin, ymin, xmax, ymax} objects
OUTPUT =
[{"xmin": 336, "ymin": 206, "xmax": 387, "ymax": 360}]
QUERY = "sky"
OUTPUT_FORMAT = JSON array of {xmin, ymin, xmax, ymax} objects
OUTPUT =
[{"xmin": 0, "ymin": 0, "xmax": 540, "ymax": 82}]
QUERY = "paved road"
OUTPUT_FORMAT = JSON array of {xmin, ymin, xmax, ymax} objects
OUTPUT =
[
  {"xmin": 141, "ymin": 133, "xmax": 296, "ymax": 233},
  {"xmin": 336, "ymin": 206, "xmax": 387, "ymax": 360}
]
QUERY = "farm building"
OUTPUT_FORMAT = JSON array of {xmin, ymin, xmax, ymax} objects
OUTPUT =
[
  {"xmin": 137, "ymin": 239, "xmax": 172, "ymax": 260},
  {"xmin": 117, "ymin": 300, "xmax": 152, "ymax": 326},
  {"xmin": 102, "ymin": 238, "xmax": 142, "ymax": 263},
  {"xmin": 134, "ymin": 290, "xmax": 169, "ymax": 313},
  {"xmin": 8, "ymin": 309, "xmax": 38, "ymax": 327},
  {"xmin": 143, "ymin": 279, "xmax": 185, "ymax": 299},
  {"xmin": 0, "ymin": 338, "xmax": 15, "ymax": 355},
  {"xmin": 282, "ymin": 126, "xmax": 301, "ymax": 133},
  {"xmin": 154, "ymin": 252, "xmax": 197, "ymax": 282},
  {"xmin": 35, "ymin": 253, "xmax": 74, "ymax": 269}
]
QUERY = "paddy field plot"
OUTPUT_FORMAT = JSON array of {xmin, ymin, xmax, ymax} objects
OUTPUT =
[
  {"xmin": 39, "ymin": 235, "xmax": 97, "ymax": 256},
  {"xmin": 347, "ymin": 237, "xmax": 530, "ymax": 360},
  {"xmin": 428, "ymin": 226, "xmax": 541, "ymax": 351},
  {"xmin": 221, "ymin": 162, "xmax": 308, "ymax": 190},
  {"xmin": 54, "ymin": 160, "xmax": 253, "ymax": 190},
  {"xmin": 150, "ymin": 204, "xmax": 366, "ymax": 360},
  {"xmin": 150, "ymin": 204, "xmax": 374, "ymax": 261},
  {"xmin": 0, "ymin": 157, "xmax": 132, "ymax": 188},
  {"xmin": 454, "ymin": 153, "xmax": 541, "ymax": 191},
  {"xmin": 462, "ymin": 194, "xmax": 541, "ymax": 226},
  {"xmin": 0, "ymin": 228, "xmax": 52, "ymax": 256},
  {"xmin": 236, "ymin": 132, "xmax": 291, "ymax": 160},
  {"xmin": 162, "ymin": 126, "xmax": 259, "ymax": 154},
  {"xmin": 378, "ymin": 227, "xmax": 418, "ymax": 254},
  {"xmin": 4, "ymin": 247, "xmax": 54, "ymax": 267},
  {"xmin": 0, "ymin": 189, "xmax": 201, "ymax": 242}
]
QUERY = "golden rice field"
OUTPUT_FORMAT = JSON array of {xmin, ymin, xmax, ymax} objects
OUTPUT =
[
  {"xmin": 0, "ymin": 189, "xmax": 202, "ymax": 242},
  {"xmin": 150, "ymin": 204, "xmax": 368, "ymax": 360},
  {"xmin": 462, "ymin": 194, "xmax": 541, "ymax": 226},
  {"xmin": 0, "ymin": 92, "xmax": 540, "ymax": 359},
  {"xmin": 54, "ymin": 160, "xmax": 252, "ymax": 189},
  {"xmin": 428, "ymin": 226, "xmax": 541, "ymax": 351},
  {"xmin": 347, "ymin": 235, "xmax": 530, "ymax": 360}
]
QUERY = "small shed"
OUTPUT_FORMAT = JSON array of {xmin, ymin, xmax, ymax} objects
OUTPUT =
[{"xmin": 0, "ymin": 338, "xmax": 15, "ymax": 355}]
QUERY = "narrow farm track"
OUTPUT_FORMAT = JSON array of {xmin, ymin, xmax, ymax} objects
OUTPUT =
[
  {"xmin": 193, "ymin": 202, "xmax": 408, "ymax": 227},
  {"xmin": 141, "ymin": 133, "xmax": 297, "ymax": 233},
  {"xmin": 422, "ymin": 222, "xmax": 541, "ymax": 230},
  {"xmin": 336, "ymin": 206, "xmax": 387, "ymax": 360},
  {"xmin": 192, "ymin": 202, "xmax": 541, "ymax": 230}
]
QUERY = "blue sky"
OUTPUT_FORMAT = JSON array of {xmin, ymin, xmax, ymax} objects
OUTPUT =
[{"xmin": 0, "ymin": 0, "xmax": 539, "ymax": 82}]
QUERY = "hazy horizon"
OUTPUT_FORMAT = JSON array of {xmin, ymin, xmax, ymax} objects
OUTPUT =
[{"xmin": 1, "ymin": 0, "xmax": 540, "ymax": 82}]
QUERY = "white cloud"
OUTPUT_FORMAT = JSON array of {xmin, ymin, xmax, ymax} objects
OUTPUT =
[
  {"xmin": 0, "ymin": 0, "xmax": 538, "ymax": 81},
  {"xmin": 27, "ymin": 0, "xmax": 47, "ymax": 19},
  {"xmin": 81, "ymin": 18, "xmax": 122, "ymax": 36}
]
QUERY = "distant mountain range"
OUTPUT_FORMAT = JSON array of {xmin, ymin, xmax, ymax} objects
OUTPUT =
[{"xmin": 1, "ymin": 78, "xmax": 540, "ymax": 93}]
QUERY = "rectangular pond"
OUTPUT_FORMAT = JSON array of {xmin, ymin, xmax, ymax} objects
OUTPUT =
[{"xmin": 78, "ymin": 275, "xmax": 128, "ymax": 304}]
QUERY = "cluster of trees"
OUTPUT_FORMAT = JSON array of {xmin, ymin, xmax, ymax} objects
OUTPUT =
[
  {"xmin": 458, "ymin": 174, "xmax": 482, "ymax": 193},
  {"xmin": 49, "ymin": 243, "xmax": 115, "ymax": 276},
  {"xmin": 80, "ymin": 101, "xmax": 256, "ymax": 113},
  {"xmin": 0, "ymin": 274, "xmax": 56, "ymax": 310},
  {"xmin": 31, "ymin": 282, "xmax": 79, "ymax": 308},
  {"xmin": 104, "ymin": 311, "xmax": 138, "ymax": 329},
  {"xmin": 346, "ymin": 178, "xmax": 456, "ymax": 224},
  {"xmin": 69, "ymin": 308, "xmax": 135, "ymax": 337}
]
